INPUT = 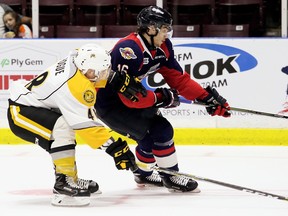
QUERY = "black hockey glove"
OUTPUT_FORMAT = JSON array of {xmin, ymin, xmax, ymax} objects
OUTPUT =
[
  {"xmin": 154, "ymin": 88, "xmax": 180, "ymax": 108},
  {"xmin": 109, "ymin": 70, "xmax": 147, "ymax": 102},
  {"xmin": 105, "ymin": 138, "xmax": 138, "ymax": 171},
  {"xmin": 197, "ymin": 86, "xmax": 231, "ymax": 117}
]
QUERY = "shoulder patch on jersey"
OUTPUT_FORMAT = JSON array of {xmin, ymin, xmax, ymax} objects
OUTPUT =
[
  {"xmin": 119, "ymin": 47, "xmax": 137, "ymax": 60},
  {"xmin": 67, "ymin": 70, "xmax": 96, "ymax": 106},
  {"xmin": 83, "ymin": 90, "xmax": 95, "ymax": 104}
]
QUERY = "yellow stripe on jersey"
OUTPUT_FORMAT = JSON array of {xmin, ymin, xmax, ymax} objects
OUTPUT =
[
  {"xmin": 67, "ymin": 70, "xmax": 96, "ymax": 107},
  {"xmin": 76, "ymin": 126, "xmax": 111, "ymax": 149},
  {"xmin": 10, "ymin": 105, "xmax": 51, "ymax": 140}
]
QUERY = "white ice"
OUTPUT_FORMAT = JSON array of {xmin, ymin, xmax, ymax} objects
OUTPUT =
[{"xmin": 0, "ymin": 144, "xmax": 288, "ymax": 216}]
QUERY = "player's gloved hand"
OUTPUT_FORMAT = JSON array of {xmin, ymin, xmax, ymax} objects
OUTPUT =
[
  {"xmin": 154, "ymin": 88, "xmax": 180, "ymax": 108},
  {"xmin": 109, "ymin": 70, "xmax": 147, "ymax": 102},
  {"xmin": 105, "ymin": 138, "xmax": 138, "ymax": 171},
  {"xmin": 198, "ymin": 86, "xmax": 231, "ymax": 117}
]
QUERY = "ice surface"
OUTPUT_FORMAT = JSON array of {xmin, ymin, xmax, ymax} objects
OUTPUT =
[{"xmin": 0, "ymin": 144, "xmax": 288, "ymax": 215}]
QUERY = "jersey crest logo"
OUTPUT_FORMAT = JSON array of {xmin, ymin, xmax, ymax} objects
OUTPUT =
[
  {"xmin": 83, "ymin": 90, "xmax": 95, "ymax": 104},
  {"xmin": 119, "ymin": 47, "xmax": 137, "ymax": 60}
]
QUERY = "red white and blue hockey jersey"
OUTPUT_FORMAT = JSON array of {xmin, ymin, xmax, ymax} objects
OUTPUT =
[{"xmin": 96, "ymin": 33, "xmax": 208, "ymax": 109}]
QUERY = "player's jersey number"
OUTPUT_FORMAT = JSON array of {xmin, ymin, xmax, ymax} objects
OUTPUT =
[{"xmin": 25, "ymin": 71, "xmax": 49, "ymax": 91}]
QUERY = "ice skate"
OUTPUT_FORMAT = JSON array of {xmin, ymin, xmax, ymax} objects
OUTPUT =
[
  {"xmin": 51, "ymin": 173, "xmax": 90, "ymax": 207},
  {"xmin": 77, "ymin": 178, "xmax": 102, "ymax": 195},
  {"xmin": 161, "ymin": 174, "xmax": 200, "ymax": 193},
  {"xmin": 134, "ymin": 171, "xmax": 163, "ymax": 187}
]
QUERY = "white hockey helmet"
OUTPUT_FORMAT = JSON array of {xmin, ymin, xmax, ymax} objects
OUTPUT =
[{"xmin": 74, "ymin": 43, "xmax": 111, "ymax": 79}]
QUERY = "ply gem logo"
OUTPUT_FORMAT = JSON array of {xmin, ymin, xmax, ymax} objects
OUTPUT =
[{"xmin": 1, "ymin": 59, "xmax": 10, "ymax": 68}]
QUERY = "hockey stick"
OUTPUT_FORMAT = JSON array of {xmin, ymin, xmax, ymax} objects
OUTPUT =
[
  {"xmin": 179, "ymin": 97, "xmax": 288, "ymax": 119},
  {"xmin": 138, "ymin": 163, "xmax": 288, "ymax": 201}
]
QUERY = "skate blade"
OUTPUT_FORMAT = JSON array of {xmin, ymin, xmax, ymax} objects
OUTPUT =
[
  {"xmin": 90, "ymin": 189, "xmax": 102, "ymax": 197},
  {"xmin": 136, "ymin": 183, "xmax": 163, "ymax": 188},
  {"xmin": 51, "ymin": 194, "xmax": 90, "ymax": 207},
  {"xmin": 167, "ymin": 187, "xmax": 201, "ymax": 193}
]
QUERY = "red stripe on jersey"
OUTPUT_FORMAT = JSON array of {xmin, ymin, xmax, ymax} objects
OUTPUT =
[
  {"xmin": 158, "ymin": 67, "xmax": 208, "ymax": 101},
  {"xmin": 160, "ymin": 42, "xmax": 170, "ymax": 59}
]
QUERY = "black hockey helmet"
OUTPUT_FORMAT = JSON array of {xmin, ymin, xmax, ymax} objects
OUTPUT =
[{"xmin": 137, "ymin": 6, "xmax": 172, "ymax": 33}]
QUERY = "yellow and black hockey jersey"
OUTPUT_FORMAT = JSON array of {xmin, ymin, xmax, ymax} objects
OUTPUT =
[{"xmin": 9, "ymin": 49, "xmax": 111, "ymax": 149}]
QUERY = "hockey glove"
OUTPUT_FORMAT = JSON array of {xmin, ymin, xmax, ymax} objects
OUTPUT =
[
  {"xmin": 198, "ymin": 86, "xmax": 231, "ymax": 117},
  {"xmin": 154, "ymin": 88, "xmax": 180, "ymax": 108},
  {"xmin": 105, "ymin": 138, "xmax": 138, "ymax": 171},
  {"xmin": 109, "ymin": 70, "xmax": 147, "ymax": 102}
]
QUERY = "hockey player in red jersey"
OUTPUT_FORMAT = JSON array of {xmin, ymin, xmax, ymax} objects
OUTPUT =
[
  {"xmin": 95, "ymin": 6, "xmax": 231, "ymax": 193},
  {"xmin": 7, "ymin": 43, "xmax": 142, "ymax": 206}
]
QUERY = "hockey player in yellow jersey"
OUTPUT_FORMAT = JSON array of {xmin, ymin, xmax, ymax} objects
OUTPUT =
[{"xmin": 7, "ymin": 43, "xmax": 146, "ymax": 207}]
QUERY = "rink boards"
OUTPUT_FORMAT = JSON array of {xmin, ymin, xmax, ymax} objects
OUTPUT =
[{"xmin": 0, "ymin": 38, "xmax": 287, "ymax": 145}]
